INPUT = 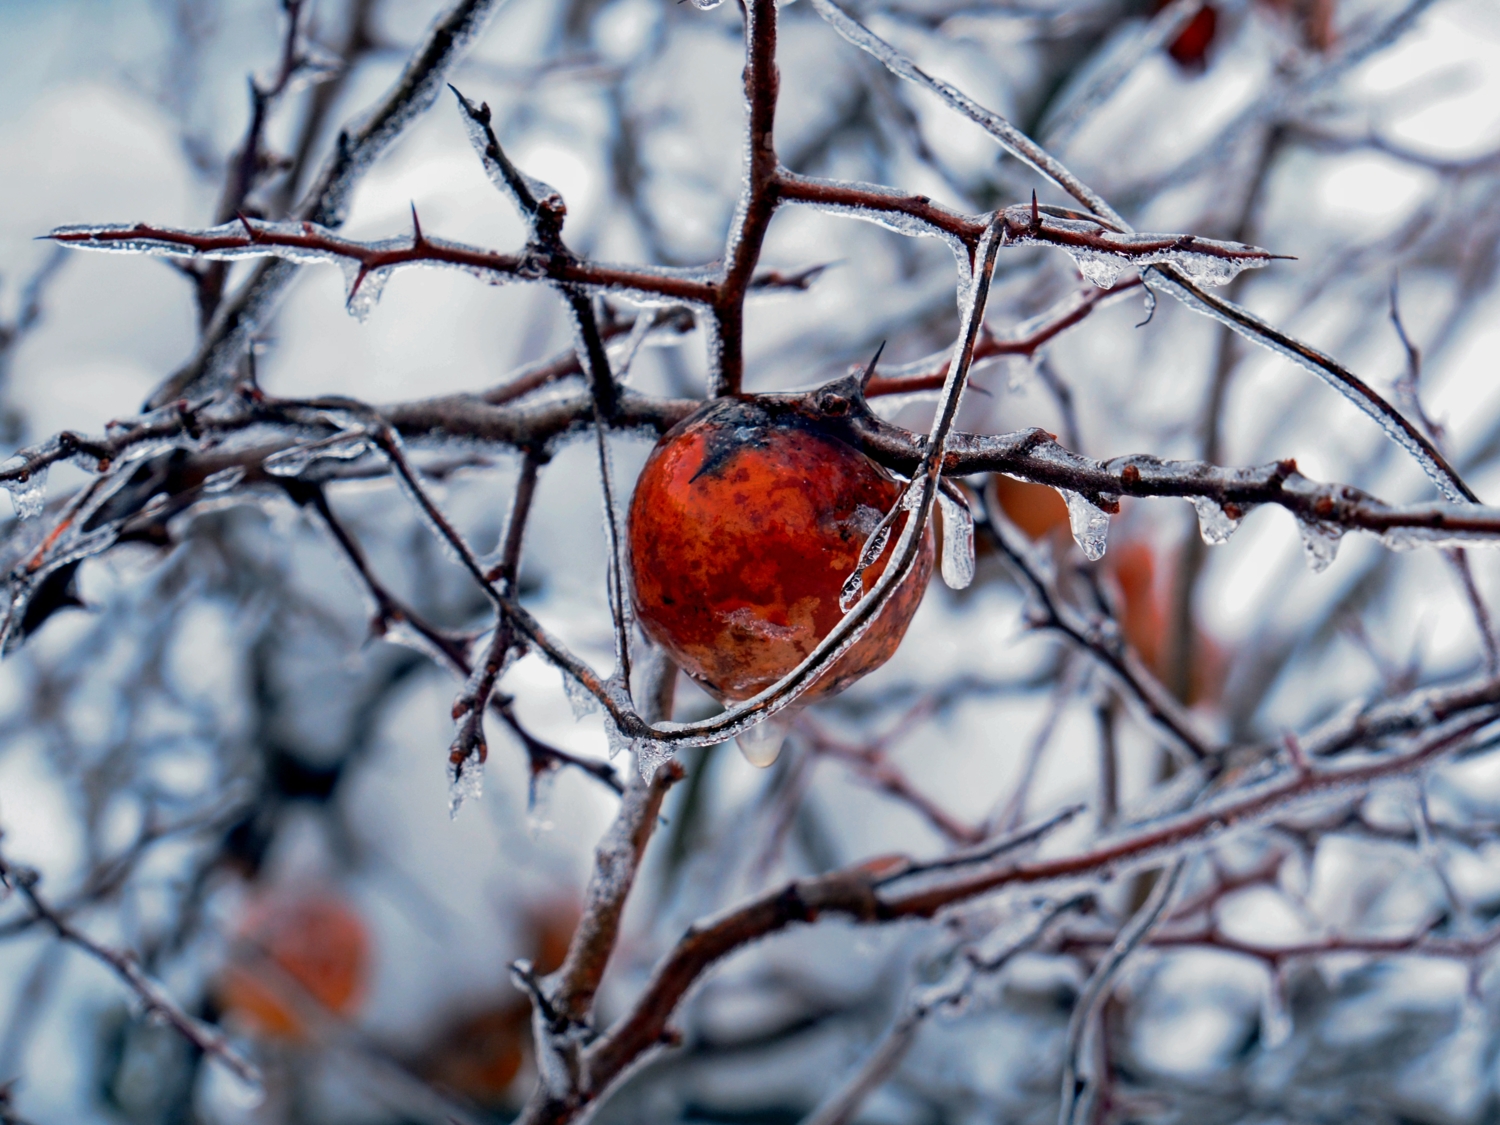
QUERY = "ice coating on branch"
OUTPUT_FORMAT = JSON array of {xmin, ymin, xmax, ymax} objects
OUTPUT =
[
  {"xmin": 1190, "ymin": 496, "xmax": 1241, "ymax": 545},
  {"xmin": 1296, "ymin": 518, "xmax": 1344, "ymax": 573},
  {"xmin": 938, "ymin": 488, "xmax": 975, "ymax": 589},
  {"xmin": 263, "ymin": 433, "xmax": 374, "ymax": 477},
  {"xmin": 201, "ymin": 466, "xmax": 246, "ymax": 494},
  {"xmin": 447, "ymin": 747, "xmax": 484, "ymax": 818},
  {"xmin": 1061, "ymin": 489, "xmax": 1110, "ymax": 560},
  {"xmin": 994, "ymin": 208, "xmax": 1277, "ymax": 290},
  {"xmin": 736, "ymin": 714, "xmax": 789, "ymax": 768},
  {"xmin": 1147, "ymin": 270, "xmax": 1472, "ymax": 505},
  {"xmin": 0, "ymin": 461, "xmax": 48, "ymax": 520}
]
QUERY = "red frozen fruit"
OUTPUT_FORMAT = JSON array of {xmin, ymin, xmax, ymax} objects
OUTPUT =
[{"xmin": 628, "ymin": 397, "xmax": 934, "ymax": 705}]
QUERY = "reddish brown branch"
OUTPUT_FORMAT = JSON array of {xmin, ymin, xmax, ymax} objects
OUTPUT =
[
  {"xmin": 712, "ymin": 0, "xmax": 782, "ymax": 397},
  {"xmin": 864, "ymin": 279, "xmax": 1142, "ymax": 397}
]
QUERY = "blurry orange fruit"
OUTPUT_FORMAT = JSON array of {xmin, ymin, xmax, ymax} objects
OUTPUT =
[{"xmin": 219, "ymin": 887, "xmax": 369, "ymax": 1039}]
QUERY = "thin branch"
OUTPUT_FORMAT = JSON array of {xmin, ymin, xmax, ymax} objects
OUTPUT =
[
  {"xmin": 805, "ymin": 0, "xmax": 1126, "ymax": 228},
  {"xmin": 1059, "ymin": 859, "xmax": 1184, "ymax": 1125},
  {"xmin": 0, "ymin": 848, "xmax": 261, "ymax": 1088},
  {"xmin": 147, "ymin": 0, "xmax": 508, "ymax": 408},
  {"xmin": 713, "ymin": 0, "xmax": 782, "ymax": 397},
  {"xmin": 976, "ymin": 490, "xmax": 1217, "ymax": 764}
]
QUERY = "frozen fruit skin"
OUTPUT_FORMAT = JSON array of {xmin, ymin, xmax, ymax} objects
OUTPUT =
[
  {"xmin": 628, "ymin": 397, "xmax": 934, "ymax": 703},
  {"xmin": 219, "ymin": 888, "xmax": 369, "ymax": 1039}
]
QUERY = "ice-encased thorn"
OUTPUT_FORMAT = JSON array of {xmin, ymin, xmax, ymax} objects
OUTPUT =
[
  {"xmin": 1061, "ymin": 489, "xmax": 1110, "ymax": 561},
  {"xmin": 839, "ymin": 522, "xmax": 891, "ymax": 612},
  {"xmin": 938, "ymin": 489, "xmax": 975, "ymax": 590},
  {"xmin": 341, "ymin": 261, "xmax": 393, "ymax": 322},
  {"xmin": 1, "ymin": 462, "xmax": 48, "ymax": 520},
  {"xmin": 561, "ymin": 669, "xmax": 600, "ymax": 720},
  {"xmin": 447, "ymin": 748, "xmax": 484, "ymax": 818},
  {"xmin": 736, "ymin": 715, "xmax": 789, "ymax": 768},
  {"xmin": 1295, "ymin": 518, "xmax": 1343, "ymax": 573},
  {"xmin": 1190, "ymin": 496, "xmax": 1240, "ymax": 546}
]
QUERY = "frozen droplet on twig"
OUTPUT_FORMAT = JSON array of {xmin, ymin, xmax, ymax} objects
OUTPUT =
[
  {"xmin": 937, "ymin": 488, "xmax": 975, "ymax": 590},
  {"xmin": 1060, "ymin": 489, "xmax": 1110, "ymax": 561},
  {"xmin": 736, "ymin": 715, "xmax": 789, "ymax": 768},
  {"xmin": 340, "ymin": 261, "xmax": 393, "ymax": 322},
  {"xmin": 0, "ymin": 461, "xmax": 48, "ymax": 520},
  {"xmin": 561, "ymin": 669, "xmax": 599, "ymax": 720},
  {"xmin": 1190, "ymin": 496, "xmax": 1241, "ymax": 546},
  {"xmin": 1295, "ymin": 517, "xmax": 1343, "ymax": 573},
  {"xmin": 447, "ymin": 747, "xmax": 484, "ymax": 818}
]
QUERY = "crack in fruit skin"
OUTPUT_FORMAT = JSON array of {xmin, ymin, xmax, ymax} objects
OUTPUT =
[{"xmin": 628, "ymin": 396, "xmax": 934, "ymax": 703}]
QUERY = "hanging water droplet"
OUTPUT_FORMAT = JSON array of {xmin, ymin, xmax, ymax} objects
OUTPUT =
[
  {"xmin": 1190, "ymin": 496, "xmax": 1241, "ymax": 546},
  {"xmin": 736, "ymin": 715, "xmax": 789, "ymax": 768},
  {"xmin": 447, "ymin": 747, "xmax": 484, "ymax": 819},
  {"xmin": 561, "ymin": 669, "xmax": 600, "ymax": 719},
  {"xmin": 1060, "ymin": 489, "xmax": 1110, "ymax": 561},
  {"xmin": 938, "ymin": 488, "xmax": 975, "ymax": 590},
  {"xmin": 1295, "ymin": 518, "xmax": 1343, "ymax": 573},
  {"xmin": 0, "ymin": 462, "xmax": 48, "ymax": 520}
]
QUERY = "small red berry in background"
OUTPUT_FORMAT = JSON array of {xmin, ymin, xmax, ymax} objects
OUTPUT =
[
  {"xmin": 1157, "ymin": 0, "xmax": 1219, "ymax": 70},
  {"xmin": 218, "ymin": 887, "xmax": 369, "ymax": 1040},
  {"xmin": 628, "ymin": 397, "xmax": 934, "ymax": 706}
]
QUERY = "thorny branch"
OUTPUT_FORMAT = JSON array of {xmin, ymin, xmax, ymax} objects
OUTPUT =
[{"xmin": 12, "ymin": 0, "xmax": 1500, "ymax": 1120}]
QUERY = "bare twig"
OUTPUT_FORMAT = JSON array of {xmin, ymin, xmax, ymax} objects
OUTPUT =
[{"xmin": 0, "ymin": 848, "xmax": 261, "ymax": 1088}]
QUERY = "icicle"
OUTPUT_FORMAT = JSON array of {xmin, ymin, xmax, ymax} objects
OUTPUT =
[
  {"xmin": 938, "ymin": 488, "xmax": 975, "ymax": 590},
  {"xmin": 1060, "ymin": 489, "xmax": 1110, "ymax": 561},
  {"xmin": 527, "ymin": 764, "xmax": 557, "ymax": 836},
  {"xmin": 736, "ymin": 714, "xmax": 789, "ymax": 768},
  {"xmin": 1066, "ymin": 249, "xmax": 1128, "ymax": 289},
  {"xmin": 447, "ymin": 747, "xmax": 484, "ymax": 818},
  {"xmin": 1260, "ymin": 966, "xmax": 1292, "ymax": 1049},
  {"xmin": 1295, "ymin": 518, "xmax": 1343, "ymax": 573},
  {"xmin": 561, "ymin": 669, "xmax": 600, "ymax": 719},
  {"xmin": 1190, "ymin": 496, "xmax": 1241, "ymax": 546},
  {"xmin": 0, "ymin": 462, "xmax": 49, "ymax": 520}
]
